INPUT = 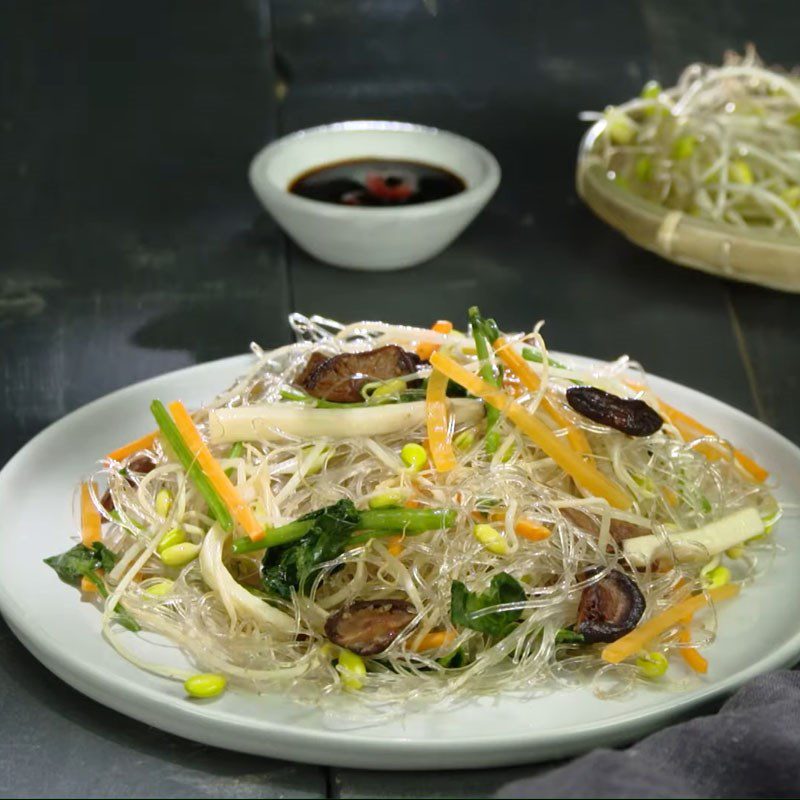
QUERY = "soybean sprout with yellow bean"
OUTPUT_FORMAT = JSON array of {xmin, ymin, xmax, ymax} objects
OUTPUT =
[{"xmin": 582, "ymin": 46, "xmax": 800, "ymax": 238}]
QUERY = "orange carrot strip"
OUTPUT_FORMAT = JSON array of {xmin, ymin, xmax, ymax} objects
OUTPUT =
[
  {"xmin": 430, "ymin": 352, "xmax": 631, "ymax": 509},
  {"xmin": 168, "ymin": 401, "xmax": 263, "ymax": 540},
  {"xmin": 80, "ymin": 574, "xmax": 100, "ymax": 593},
  {"xmin": 602, "ymin": 584, "xmax": 740, "ymax": 664},
  {"xmin": 660, "ymin": 403, "xmax": 768, "ymax": 483},
  {"xmin": 410, "ymin": 629, "xmax": 457, "ymax": 651},
  {"xmin": 731, "ymin": 450, "xmax": 769, "ymax": 483},
  {"xmin": 662, "ymin": 486, "xmax": 679, "ymax": 507},
  {"xmin": 387, "ymin": 535, "xmax": 404, "ymax": 557},
  {"xmin": 106, "ymin": 431, "xmax": 158, "ymax": 462},
  {"xmin": 625, "ymin": 380, "xmax": 677, "ymax": 429},
  {"xmin": 543, "ymin": 399, "xmax": 595, "ymax": 462},
  {"xmin": 492, "ymin": 338, "xmax": 594, "ymax": 461},
  {"xmin": 425, "ymin": 368, "xmax": 457, "ymax": 472},
  {"xmin": 492, "ymin": 338, "xmax": 545, "ymax": 391},
  {"xmin": 416, "ymin": 342, "xmax": 437, "ymax": 361},
  {"xmin": 417, "ymin": 321, "xmax": 453, "ymax": 360},
  {"xmin": 626, "ymin": 382, "xmax": 767, "ymax": 483},
  {"xmin": 678, "ymin": 628, "xmax": 709, "ymax": 674},
  {"xmin": 515, "ymin": 518, "xmax": 551, "ymax": 541},
  {"xmin": 80, "ymin": 482, "xmax": 102, "ymax": 546}
]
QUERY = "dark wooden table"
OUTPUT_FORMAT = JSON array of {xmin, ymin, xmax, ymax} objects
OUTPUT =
[{"xmin": 1, "ymin": 1, "xmax": 798, "ymax": 796}]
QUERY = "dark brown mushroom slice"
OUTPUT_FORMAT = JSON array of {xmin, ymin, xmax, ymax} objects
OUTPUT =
[
  {"xmin": 560, "ymin": 507, "xmax": 649, "ymax": 544},
  {"xmin": 300, "ymin": 345, "xmax": 422, "ymax": 403},
  {"xmin": 576, "ymin": 569, "xmax": 645, "ymax": 643},
  {"xmin": 566, "ymin": 386, "xmax": 663, "ymax": 437},
  {"xmin": 100, "ymin": 455, "xmax": 158, "ymax": 516},
  {"xmin": 127, "ymin": 454, "xmax": 157, "ymax": 474},
  {"xmin": 294, "ymin": 351, "xmax": 330, "ymax": 389},
  {"xmin": 324, "ymin": 598, "xmax": 417, "ymax": 656},
  {"xmin": 100, "ymin": 489, "xmax": 116, "ymax": 516}
]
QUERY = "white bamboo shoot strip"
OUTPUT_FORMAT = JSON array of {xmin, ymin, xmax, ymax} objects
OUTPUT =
[
  {"xmin": 623, "ymin": 507, "xmax": 764, "ymax": 567},
  {"xmin": 208, "ymin": 399, "xmax": 484, "ymax": 444}
]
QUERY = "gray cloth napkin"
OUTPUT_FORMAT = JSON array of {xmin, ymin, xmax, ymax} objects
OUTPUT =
[{"xmin": 497, "ymin": 671, "xmax": 800, "ymax": 798}]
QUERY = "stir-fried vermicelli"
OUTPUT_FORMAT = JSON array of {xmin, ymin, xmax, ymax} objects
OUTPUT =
[{"xmin": 46, "ymin": 311, "xmax": 779, "ymax": 707}]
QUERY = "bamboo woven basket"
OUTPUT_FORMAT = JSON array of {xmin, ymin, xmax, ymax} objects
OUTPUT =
[{"xmin": 576, "ymin": 121, "xmax": 800, "ymax": 293}]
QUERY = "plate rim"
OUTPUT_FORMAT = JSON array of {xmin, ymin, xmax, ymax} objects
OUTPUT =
[{"xmin": 2, "ymin": 351, "xmax": 800, "ymax": 769}]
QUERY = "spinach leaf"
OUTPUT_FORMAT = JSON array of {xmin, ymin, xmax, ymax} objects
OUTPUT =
[
  {"xmin": 94, "ymin": 542, "xmax": 118, "ymax": 573},
  {"xmin": 555, "ymin": 628, "xmax": 586, "ymax": 644},
  {"xmin": 475, "ymin": 497, "xmax": 502, "ymax": 512},
  {"xmin": 44, "ymin": 542, "xmax": 139, "ymax": 632},
  {"xmin": 261, "ymin": 499, "xmax": 361, "ymax": 599},
  {"xmin": 450, "ymin": 573, "xmax": 526, "ymax": 637},
  {"xmin": 445, "ymin": 380, "xmax": 468, "ymax": 398},
  {"xmin": 437, "ymin": 646, "xmax": 468, "ymax": 668},
  {"xmin": 110, "ymin": 605, "xmax": 141, "ymax": 633},
  {"xmin": 44, "ymin": 542, "xmax": 118, "ymax": 585}
]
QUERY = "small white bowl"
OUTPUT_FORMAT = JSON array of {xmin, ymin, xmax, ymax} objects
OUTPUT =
[{"xmin": 249, "ymin": 120, "xmax": 501, "ymax": 270}]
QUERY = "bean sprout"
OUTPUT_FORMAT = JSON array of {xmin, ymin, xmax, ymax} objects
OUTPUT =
[{"xmin": 583, "ymin": 46, "xmax": 800, "ymax": 238}]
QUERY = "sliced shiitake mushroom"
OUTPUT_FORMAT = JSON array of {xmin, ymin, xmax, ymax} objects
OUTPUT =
[
  {"xmin": 561, "ymin": 507, "xmax": 649, "ymax": 544},
  {"xmin": 294, "ymin": 351, "xmax": 329, "ymax": 388},
  {"xmin": 566, "ymin": 386, "xmax": 663, "ymax": 437},
  {"xmin": 100, "ymin": 455, "xmax": 157, "ymax": 516},
  {"xmin": 295, "ymin": 346, "xmax": 421, "ymax": 403},
  {"xmin": 100, "ymin": 489, "xmax": 116, "ymax": 515},
  {"xmin": 127, "ymin": 455, "xmax": 157, "ymax": 475},
  {"xmin": 576, "ymin": 569, "xmax": 645, "ymax": 643},
  {"xmin": 324, "ymin": 598, "xmax": 416, "ymax": 656}
]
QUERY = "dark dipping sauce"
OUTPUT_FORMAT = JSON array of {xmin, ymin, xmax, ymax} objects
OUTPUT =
[{"xmin": 288, "ymin": 158, "xmax": 466, "ymax": 207}]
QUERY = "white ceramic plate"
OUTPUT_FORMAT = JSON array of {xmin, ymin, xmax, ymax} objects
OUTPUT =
[{"xmin": 1, "ymin": 354, "xmax": 799, "ymax": 770}]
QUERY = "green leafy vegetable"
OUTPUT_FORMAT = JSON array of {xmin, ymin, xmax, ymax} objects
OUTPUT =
[
  {"xmin": 445, "ymin": 381, "xmax": 468, "ymax": 398},
  {"xmin": 450, "ymin": 572, "xmax": 526, "ymax": 637},
  {"xmin": 555, "ymin": 628, "xmax": 586, "ymax": 644},
  {"xmin": 44, "ymin": 542, "xmax": 140, "ymax": 632},
  {"xmin": 521, "ymin": 347, "xmax": 568, "ymax": 370},
  {"xmin": 438, "ymin": 646, "xmax": 468, "ymax": 668},
  {"xmin": 95, "ymin": 543, "xmax": 117, "ymax": 573},
  {"xmin": 261, "ymin": 499, "xmax": 360, "ymax": 599},
  {"xmin": 256, "ymin": 501, "xmax": 457, "ymax": 598},
  {"xmin": 224, "ymin": 441, "xmax": 244, "ymax": 479},
  {"xmin": 468, "ymin": 306, "xmax": 502, "ymax": 454},
  {"xmin": 233, "ymin": 506, "xmax": 455, "ymax": 555},
  {"xmin": 150, "ymin": 399, "xmax": 234, "ymax": 531},
  {"xmin": 358, "ymin": 507, "xmax": 456, "ymax": 534},
  {"xmin": 44, "ymin": 542, "xmax": 117, "ymax": 585},
  {"xmin": 397, "ymin": 390, "xmax": 427, "ymax": 402}
]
